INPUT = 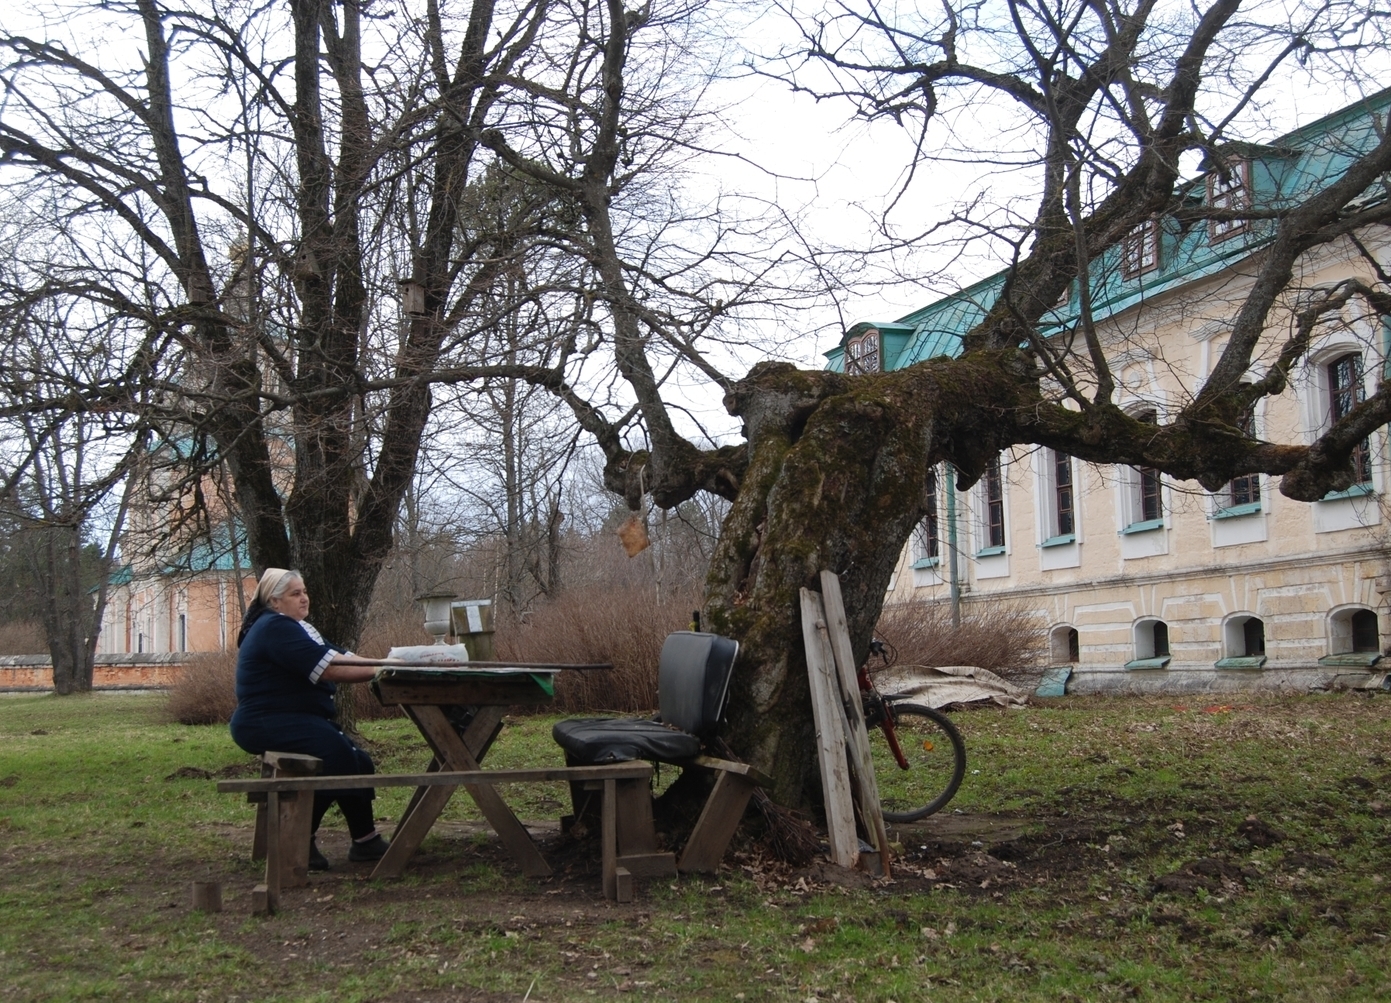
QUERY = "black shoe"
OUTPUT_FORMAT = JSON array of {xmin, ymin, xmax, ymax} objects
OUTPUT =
[
  {"xmin": 348, "ymin": 834, "xmax": 389, "ymax": 862},
  {"xmin": 308, "ymin": 839, "xmax": 330, "ymax": 872}
]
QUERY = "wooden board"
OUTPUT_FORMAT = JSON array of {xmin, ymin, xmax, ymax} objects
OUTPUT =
[
  {"xmin": 819, "ymin": 571, "xmax": 892, "ymax": 877},
  {"xmin": 372, "ymin": 676, "xmax": 553, "ymax": 707},
  {"xmin": 799, "ymin": 587, "xmax": 859, "ymax": 869},
  {"xmin": 217, "ymin": 763, "xmax": 653, "ymax": 794}
]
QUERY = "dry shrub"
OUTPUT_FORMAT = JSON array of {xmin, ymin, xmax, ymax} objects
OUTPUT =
[
  {"xmin": 356, "ymin": 604, "xmax": 434, "ymax": 657},
  {"xmin": 166, "ymin": 651, "xmax": 238, "ymax": 725},
  {"xmin": 874, "ymin": 597, "xmax": 1044, "ymax": 685},
  {"xmin": 496, "ymin": 585, "xmax": 699, "ymax": 713},
  {"xmin": 0, "ymin": 620, "xmax": 45, "ymax": 656}
]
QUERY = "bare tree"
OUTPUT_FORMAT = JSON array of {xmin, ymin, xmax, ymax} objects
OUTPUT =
[
  {"xmin": 0, "ymin": 0, "xmax": 599, "ymax": 650},
  {"xmin": 0, "ymin": 283, "xmax": 143, "ymax": 692},
  {"xmin": 483, "ymin": 0, "xmax": 1391, "ymax": 809}
]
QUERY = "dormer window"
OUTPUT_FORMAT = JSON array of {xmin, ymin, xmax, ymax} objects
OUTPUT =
[
  {"xmin": 1121, "ymin": 219, "xmax": 1160, "ymax": 278},
  {"xmin": 845, "ymin": 329, "xmax": 881, "ymax": 374},
  {"xmin": 1208, "ymin": 160, "xmax": 1251, "ymax": 242}
]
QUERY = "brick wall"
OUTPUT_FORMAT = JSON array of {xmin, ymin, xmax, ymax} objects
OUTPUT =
[{"xmin": 0, "ymin": 654, "xmax": 187, "ymax": 691}]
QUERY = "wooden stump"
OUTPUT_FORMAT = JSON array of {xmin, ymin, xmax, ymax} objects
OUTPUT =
[{"xmin": 190, "ymin": 881, "xmax": 222, "ymax": 912}]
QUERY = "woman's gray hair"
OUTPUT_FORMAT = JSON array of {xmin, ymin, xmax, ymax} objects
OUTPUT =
[{"xmin": 254, "ymin": 568, "xmax": 303, "ymax": 606}]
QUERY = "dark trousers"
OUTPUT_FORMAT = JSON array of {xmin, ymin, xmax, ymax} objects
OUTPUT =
[{"xmin": 229, "ymin": 711, "xmax": 377, "ymax": 838}]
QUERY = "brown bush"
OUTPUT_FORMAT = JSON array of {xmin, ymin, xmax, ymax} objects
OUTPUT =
[
  {"xmin": 495, "ymin": 585, "xmax": 700, "ymax": 713},
  {"xmin": 0, "ymin": 620, "xmax": 45, "ymax": 656},
  {"xmin": 873, "ymin": 597, "xmax": 1044, "ymax": 684},
  {"xmin": 166, "ymin": 651, "xmax": 239, "ymax": 725}
]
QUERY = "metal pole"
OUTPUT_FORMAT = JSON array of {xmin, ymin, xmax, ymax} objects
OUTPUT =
[{"xmin": 945, "ymin": 462, "xmax": 961, "ymax": 628}]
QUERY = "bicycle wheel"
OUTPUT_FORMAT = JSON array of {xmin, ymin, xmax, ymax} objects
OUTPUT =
[{"xmin": 868, "ymin": 702, "xmax": 967, "ymax": 822}]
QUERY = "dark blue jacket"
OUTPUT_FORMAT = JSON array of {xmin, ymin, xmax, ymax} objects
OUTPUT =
[{"xmin": 234, "ymin": 611, "xmax": 346, "ymax": 719}]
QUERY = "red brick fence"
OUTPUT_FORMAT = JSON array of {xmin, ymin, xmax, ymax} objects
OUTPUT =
[{"xmin": 0, "ymin": 654, "xmax": 187, "ymax": 691}]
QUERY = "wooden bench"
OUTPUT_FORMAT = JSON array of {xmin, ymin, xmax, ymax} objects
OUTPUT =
[{"xmin": 220, "ymin": 760, "xmax": 672, "ymax": 912}]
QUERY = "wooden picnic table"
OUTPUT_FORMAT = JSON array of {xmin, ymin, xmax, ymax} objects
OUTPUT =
[{"xmin": 366, "ymin": 661, "xmax": 607, "ymax": 881}]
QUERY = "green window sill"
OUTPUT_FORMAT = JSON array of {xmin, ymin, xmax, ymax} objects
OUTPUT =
[
  {"xmin": 1124, "ymin": 656, "xmax": 1171, "ymax": 670},
  {"xmin": 1120, "ymin": 519, "xmax": 1164, "ymax": 535},
  {"xmin": 1321, "ymin": 482, "xmax": 1375, "ymax": 502},
  {"xmin": 1212, "ymin": 501, "xmax": 1262, "ymax": 520},
  {"xmin": 1040, "ymin": 534, "xmax": 1076, "ymax": 548},
  {"xmin": 911, "ymin": 557, "xmax": 940, "ymax": 570},
  {"xmin": 1318, "ymin": 652, "xmax": 1382, "ymax": 667},
  {"xmin": 1215, "ymin": 656, "xmax": 1267, "ymax": 669},
  {"xmin": 975, "ymin": 545, "xmax": 1006, "ymax": 557}
]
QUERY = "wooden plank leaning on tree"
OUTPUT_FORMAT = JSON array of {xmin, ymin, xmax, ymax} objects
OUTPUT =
[
  {"xmin": 819, "ymin": 570, "xmax": 893, "ymax": 877},
  {"xmin": 799, "ymin": 587, "xmax": 860, "ymax": 869}
]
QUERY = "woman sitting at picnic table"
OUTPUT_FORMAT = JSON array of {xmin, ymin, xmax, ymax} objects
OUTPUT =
[{"xmin": 230, "ymin": 567, "xmax": 395, "ymax": 870}]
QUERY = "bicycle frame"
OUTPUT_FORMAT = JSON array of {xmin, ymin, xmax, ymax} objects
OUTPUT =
[{"xmin": 857, "ymin": 661, "xmax": 912, "ymax": 770}]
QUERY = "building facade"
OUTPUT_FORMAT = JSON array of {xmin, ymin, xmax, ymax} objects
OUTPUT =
[{"xmin": 828, "ymin": 90, "xmax": 1391, "ymax": 693}]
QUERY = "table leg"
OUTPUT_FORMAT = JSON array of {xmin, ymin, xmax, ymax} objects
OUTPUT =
[
  {"xmin": 372, "ymin": 783, "xmax": 455, "ymax": 880},
  {"xmin": 409, "ymin": 705, "xmax": 552, "ymax": 878}
]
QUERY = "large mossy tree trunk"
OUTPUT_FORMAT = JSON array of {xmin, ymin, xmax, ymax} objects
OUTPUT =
[{"xmin": 702, "ymin": 357, "xmax": 1030, "ymax": 810}]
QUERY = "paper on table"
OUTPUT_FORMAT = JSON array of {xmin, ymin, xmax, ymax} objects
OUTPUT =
[{"xmin": 388, "ymin": 644, "xmax": 472, "ymax": 663}]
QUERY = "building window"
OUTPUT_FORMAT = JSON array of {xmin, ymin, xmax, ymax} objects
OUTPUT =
[
  {"xmin": 1053, "ymin": 450, "xmax": 1075, "ymax": 537},
  {"xmin": 1327, "ymin": 352, "xmax": 1372, "ymax": 484},
  {"xmin": 1330, "ymin": 607, "xmax": 1380, "ymax": 656},
  {"xmin": 1351, "ymin": 609, "xmax": 1379, "ymax": 652},
  {"xmin": 1121, "ymin": 219, "xmax": 1160, "ymax": 278},
  {"xmin": 978, "ymin": 457, "xmax": 1005, "ymax": 551},
  {"xmin": 1227, "ymin": 407, "xmax": 1261, "ymax": 508},
  {"xmin": 178, "ymin": 613, "xmax": 188, "ymax": 653},
  {"xmin": 1050, "ymin": 625, "xmax": 1080, "ymax": 664},
  {"xmin": 913, "ymin": 466, "xmax": 941, "ymax": 562},
  {"xmin": 1139, "ymin": 466, "xmax": 1163, "ymax": 521},
  {"xmin": 1208, "ymin": 160, "xmax": 1250, "ymax": 242},
  {"xmin": 1131, "ymin": 618, "xmax": 1170, "ymax": 663},
  {"xmin": 845, "ymin": 329, "xmax": 881, "ymax": 375},
  {"xmin": 1243, "ymin": 617, "xmax": 1265, "ymax": 656},
  {"xmin": 1223, "ymin": 614, "xmax": 1266, "ymax": 661},
  {"xmin": 1123, "ymin": 410, "xmax": 1163, "ymax": 528},
  {"xmin": 1152, "ymin": 620, "xmax": 1170, "ymax": 657}
]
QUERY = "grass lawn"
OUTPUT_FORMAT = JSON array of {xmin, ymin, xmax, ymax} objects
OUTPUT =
[{"xmin": 0, "ymin": 689, "xmax": 1387, "ymax": 1002}]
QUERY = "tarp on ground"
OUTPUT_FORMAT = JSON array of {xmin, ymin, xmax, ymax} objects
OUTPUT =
[{"xmin": 871, "ymin": 663, "xmax": 1030, "ymax": 709}]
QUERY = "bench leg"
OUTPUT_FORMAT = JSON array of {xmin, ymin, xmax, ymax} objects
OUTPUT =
[
  {"xmin": 614, "ymin": 777, "xmax": 676, "ymax": 881},
  {"xmin": 677, "ymin": 770, "xmax": 758, "ymax": 874},
  {"xmin": 251, "ymin": 800, "xmax": 267, "ymax": 862},
  {"xmin": 257, "ymin": 791, "xmax": 282, "ymax": 915},
  {"xmin": 278, "ymin": 789, "xmax": 313, "ymax": 889},
  {"xmin": 601, "ymin": 778, "xmax": 619, "ymax": 901}
]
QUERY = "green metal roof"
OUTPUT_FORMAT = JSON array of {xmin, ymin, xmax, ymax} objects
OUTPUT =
[{"xmin": 827, "ymin": 86, "xmax": 1391, "ymax": 372}]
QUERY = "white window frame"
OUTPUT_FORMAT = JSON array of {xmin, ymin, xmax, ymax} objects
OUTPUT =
[
  {"xmin": 973, "ymin": 457, "xmax": 1007, "ymax": 556},
  {"xmin": 1121, "ymin": 218, "xmax": 1161, "ymax": 278},
  {"xmin": 1039, "ymin": 448, "xmax": 1077, "ymax": 543},
  {"xmin": 1303, "ymin": 340, "xmax": 1380, "ymax": 501},
  {"xmin": 845, "ymin": 329, "xmax": 881, "ymax": 375},
  {"xmin": 1208, "ymin": 159, "xmax": 1251, "ymax": 242},
  {"xmin": 911, "ymin": 464, "xmax": 943, "ymax": 567}
]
